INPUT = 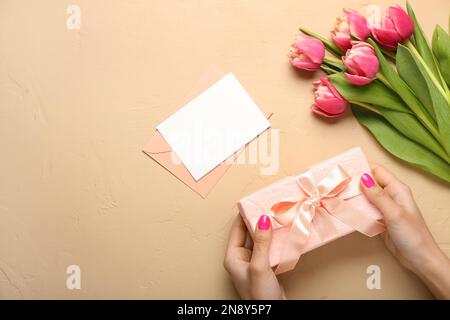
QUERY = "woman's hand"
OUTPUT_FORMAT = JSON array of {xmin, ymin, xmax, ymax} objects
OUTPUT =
[
  {"xmin": 224, "ymin": 214, "xmax": 286, "ymax": 300},
  {"xmin": 360, "ymin": 163, "xmax": 450, "ymax": 299}
]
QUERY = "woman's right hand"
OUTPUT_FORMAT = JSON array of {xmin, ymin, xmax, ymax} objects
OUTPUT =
[{"xmin": 360, "ymin": 163, "xmax": 450, "ymax": 299}]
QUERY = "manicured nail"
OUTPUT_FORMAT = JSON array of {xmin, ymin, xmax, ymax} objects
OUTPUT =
[
  {"xmin": 258, "ymin": 214, "xmax": 271, "ymax": 230},
  {"xmin": 361, "ymin": 173, "xmax": 375, "ymax": 188}
]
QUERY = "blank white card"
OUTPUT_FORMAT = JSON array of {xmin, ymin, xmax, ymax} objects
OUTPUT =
[{"xmin": 157, "ymin": 73, "xmax": 271, "ymax": 181}]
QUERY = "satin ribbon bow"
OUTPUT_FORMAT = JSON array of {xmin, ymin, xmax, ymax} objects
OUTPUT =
[{"xmin": 269, "ymin": 165, "xmax": 385, "ymax": 274}]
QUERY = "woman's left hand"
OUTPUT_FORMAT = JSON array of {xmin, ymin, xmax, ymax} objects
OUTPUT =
[{"xmin": 224, "ymin": 214, "xmax": 286, "ymax": 300}]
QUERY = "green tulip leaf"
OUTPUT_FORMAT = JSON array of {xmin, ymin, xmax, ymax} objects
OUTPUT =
[
  {"xmin": 330, "ymin": 72, "xmax": 449, "ymax": 162},
  {"xmin": 368, "ymin": 39, "xmax": 433, "ymax": 122},
  {"xmin": 328, "ymin": 73, "xmax": 412, "ymax": 113},
  {"xmin": 397, "ymin": 44, "xmax": 450, "ymax": 155},
  {"xmin": 396, "ymin": 45, "xmax": 437, "ymax": 119},
  {"xmin": 328, "ymin": 73, "xmax": 450, "ymax": 162},
  {"xmin": 351, "ymin": 104, "xmax": 450, "ymax": 183},
  {"xmin": 368, "ymin": 39, "xmax": 447, "ymax": 153},
  {"xmin": 376, "ymin": 107, "xmax": 450, "ymax": 163},
  {"xmin": 432, "ymin": 25, "xmax": 450, "ymax": 87},
  {"xmin": 406, "ymin": 0, "xmax": 446, "ymax": 88}
]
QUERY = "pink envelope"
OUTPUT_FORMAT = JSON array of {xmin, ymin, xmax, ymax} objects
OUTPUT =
[{"xmin": 143, "ymin": 66, "xmax": 273, "ymax": 198}]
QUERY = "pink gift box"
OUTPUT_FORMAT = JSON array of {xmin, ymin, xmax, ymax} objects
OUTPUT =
[{"xmin": 238, "ymin": 147, "xmax": 384, "ymax": 273}]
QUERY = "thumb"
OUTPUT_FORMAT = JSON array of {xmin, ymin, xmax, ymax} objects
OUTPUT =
[
  {"xmin": 250, "ymin": 214, "xmax": 272, "ymax": 273},
  {"xmin": 360, "ymin": 172, "xmax": 402, "ymax": 224}
]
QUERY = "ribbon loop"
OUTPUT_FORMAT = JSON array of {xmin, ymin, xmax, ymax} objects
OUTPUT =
[
  {"xmin": 295, "ymin": 170, "xmax": 317, "ymax": 197},
  {"xmin": 316, "ymin": 165, "xmax": 352, "ymax": 198}
]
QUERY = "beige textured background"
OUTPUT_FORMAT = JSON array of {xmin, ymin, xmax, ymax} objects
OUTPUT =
[{"xmin": 0, "ymin": 0, "xmax": 449, "ymax": 299}]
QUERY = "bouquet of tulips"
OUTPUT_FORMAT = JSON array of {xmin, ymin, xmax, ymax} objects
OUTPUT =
[{"xmin": 289, "ymin": 1, "xmax": 450, "ymax": 183}]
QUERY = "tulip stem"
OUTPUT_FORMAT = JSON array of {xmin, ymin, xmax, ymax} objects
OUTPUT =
[
  {"xmin": 324, "ymin": 56, "xmax": 341, "ymax": 63},
  {"xmin": 376, "ymin": 73, "xmax": 393, "ymax": 90},
  {"xmin": 299, "ymin": 27, "xmax": 344, "ymax": 57},
  {"xmin": 323, "ymin": 57, "xmax": 345, "ymax": 71},
  {"xmin": 320, "ymin": 65, "xmax": 338, "ymax": 74}
]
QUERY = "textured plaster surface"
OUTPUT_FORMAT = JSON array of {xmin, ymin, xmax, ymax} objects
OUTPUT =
[{"xmin": 0, "ymin": 0, "xmax": 449, "ymax": 299}]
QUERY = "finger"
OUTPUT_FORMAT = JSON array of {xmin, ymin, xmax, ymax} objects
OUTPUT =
[
  {"xmin": 369, "ymin": 163, "xmax": 417, "ymax": 212},
  {"xmin": 244, "ymin": 232, "xmax": 253, "ymax": 250},
  {"xmin": 369, "ymin": 162, "xmax": 403, "ymax": 189},
  {"xmin": 360, "ymin": 172, "xmax": 403, "ymax": 224},
  {"xmin": 226, "ymin": 214, "xmax": 247, "ymax": 251},
  {"xmin": 250, "ymin": 214, "xmax": 272, "ymax": 275}
]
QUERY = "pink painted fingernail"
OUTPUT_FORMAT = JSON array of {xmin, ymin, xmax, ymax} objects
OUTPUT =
[
  {"xmin": 258, "ymin": 214, "xmax": 271, "ymax": 230},
  {"xmin": 361, "ymin": 173, "xmax": 375, "ymax": 188}
]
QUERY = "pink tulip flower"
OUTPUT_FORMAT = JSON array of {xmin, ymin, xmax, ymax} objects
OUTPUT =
[
  {"xmin": 331, "ymin": 9, "xmax": 371, "ymax": 52},
  {"xmin": 342, "ymin": 42, "xmax": 379, "ymax": 86},
  {"xmin": 289, "ymin": 34, "xmax": 325, "ymax": 71},
  {"xmin": 371, "ymin": 5, "xmax": 414, "ymax": 50},
  {"xmin": 312, "ymin": 77, "xmax": 349, "ymax": 117}
]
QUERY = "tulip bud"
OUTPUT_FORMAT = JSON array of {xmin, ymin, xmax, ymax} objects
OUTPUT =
[
  {"xmin": 289, "ymin": 34, "xmax": 325, "ymax": 71},
  {"xmin": 342, "ymin": 42, "xmax": 379, "ymax": 86},
  {"xmin": 371, "ymin": 5, "xmax": 414, "ymax": 50},
  {"xmin": 331, "ymin": 9, "xmax": 371, "ymax": 52},
  {"xmin": 312, "ymin": 77, "xmax": 349, "ymax": 117}
]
